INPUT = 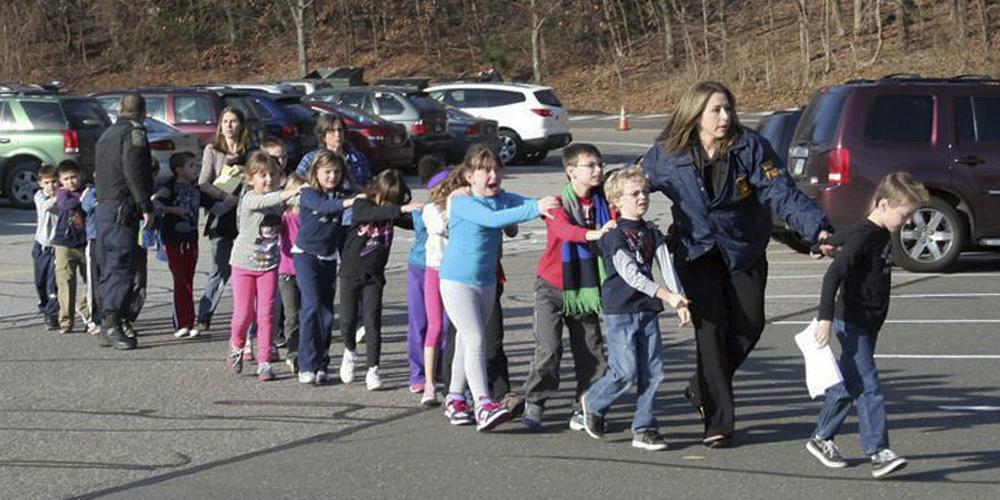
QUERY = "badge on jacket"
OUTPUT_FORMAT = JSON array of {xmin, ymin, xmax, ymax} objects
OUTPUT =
[
  {"xmin": 762, "ymin": 160, "xmax": 781, "ymax": 180},
  {"xmin": 131, "ymin": 129, "xmax": 147, "ymax": 147},
  {"xmin": 736, "ymin": 174, "xmax": 752, "ymax": 199}
]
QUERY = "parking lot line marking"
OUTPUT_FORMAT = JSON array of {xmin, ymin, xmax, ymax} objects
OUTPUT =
[
  {"xmin": 938, "ymin": 405, "xmax": 1000, "ymax": 411},
  {"xmin": 767, "ymin": 292, "xmax": 1000, "ymax": 299},
  {"xmin": 878, "ymin": 355, "xmax": 1000, "ymax": 359},
  {"xmin": 772, "ymin": 319, "xmax": 1000, "ymax": 325},
  {"xmin": 771, "ymin": 272, "xmax": 1000, "ymax": 280},
  {"xmin": 588, "ymin": 140, "xmax": 653, "ymax": 148},
  {"xmin": 569, "ymin": 115, "xmax": 597, "ymax": 121}
]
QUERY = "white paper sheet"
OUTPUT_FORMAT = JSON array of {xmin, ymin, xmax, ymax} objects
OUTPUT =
[{"xmin": 794, "ymin": 319, "xmax": 844, "ymax": 399}]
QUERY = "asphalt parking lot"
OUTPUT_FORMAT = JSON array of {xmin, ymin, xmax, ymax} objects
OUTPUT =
[{"xmin": 1, "ymin": 122, "xmax": 998, "ymax": 499}]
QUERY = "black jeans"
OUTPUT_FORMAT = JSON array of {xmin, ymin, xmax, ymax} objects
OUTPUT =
[
  {"xmin": 442, "ymin": 283, "xmax": 510, "ymax": 396},
  {"xmin": 340, "ymin": 274, "xmax": 385, "ymax": 368},
  {"xmin": 279, "ymin": 274, "xmax": 301, "ymax": 355},
  {"xmin": 521, "ymin": 278, "xmax": 605, "ymax": 409},
  {"xmin": 680, "ymin": 252, "xmax": 767, "ymax": 437}
]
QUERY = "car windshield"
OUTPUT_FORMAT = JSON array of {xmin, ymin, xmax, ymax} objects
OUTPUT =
[{"xmin": 794, "ymin": 91, "xmax": 846, "ymax": 145}]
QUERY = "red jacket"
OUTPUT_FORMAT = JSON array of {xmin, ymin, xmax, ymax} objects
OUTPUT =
[{"xmin": 536, "ymin": 201, "xmax": 591, "ymax": 290}]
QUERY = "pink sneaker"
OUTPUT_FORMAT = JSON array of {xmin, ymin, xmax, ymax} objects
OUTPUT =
[
  {"xmin": 421, "ymin": 386, "xmax": 440, "ymax": 407},
  {"xmin": 409, "ymin": 383, "xmax": 425, "ymax": 394},
  {"xmin": 475, "ymin": 398, "xmax": 511, "ymax": 432},
  {"xmin": 242, "ymin": 343, "xmax": 254, "ymax": 363},
  {"xmin": 444, "ymin": 398, "xmax": 473, "ymax": 425}
]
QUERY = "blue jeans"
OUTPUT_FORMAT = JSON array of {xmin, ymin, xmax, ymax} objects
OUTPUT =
[
  {"xmin": 32, "ymin": 242, "xmax": 59, "ymax": 322},
  {"xmin": 813, "ymin": 319, "xmax": 888, "ymax": 455},
  {"xmin": 197, "ymin": 236, "xmax": 233, "ymax": 327},
  {"xmin": 293, "ymin": 253, "xmax": 337, "ymax": 374},
  {"xmin": 584, "ymin": 311, "xmax": 663, "ymax": 433}
]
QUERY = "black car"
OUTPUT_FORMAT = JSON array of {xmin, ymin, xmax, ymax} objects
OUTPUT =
[
  {"xmin": 445, "ymin": 107, "xmax": 499, "ymax": 163},
  {"xmin": 756, "ymin": 108, "xmax": 808, "ymax": 252}
]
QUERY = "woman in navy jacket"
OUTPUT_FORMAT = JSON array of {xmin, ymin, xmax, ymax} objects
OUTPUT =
[{"xmin": 641, "ymin": 81, "xmax": 832, "ymax": 447}]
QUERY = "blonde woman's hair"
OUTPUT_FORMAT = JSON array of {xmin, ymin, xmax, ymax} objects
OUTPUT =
[
  {"xmin": 657, "ymin": 81, "xmax": 742, "ymax": 155},
  {"xmin": 874, "ymin": 171, "xmax": 930, "ymax": 207},
  {"xmin": 604, "ymin": 166, "xmax": 649, "ymax": 209}
]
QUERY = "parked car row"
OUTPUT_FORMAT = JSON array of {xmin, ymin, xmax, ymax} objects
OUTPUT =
[{"xmin": 763, "ymin": 74, "xmax": 1000, "ymax": 272}]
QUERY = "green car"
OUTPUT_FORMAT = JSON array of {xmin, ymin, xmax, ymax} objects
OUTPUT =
[{"xmin": 0, "ymin": 93, "xmax": 110, "ymax": 208}]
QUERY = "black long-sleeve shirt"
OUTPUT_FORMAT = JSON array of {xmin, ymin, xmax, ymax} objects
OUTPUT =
[
  {"xmin": 818, "ymin": 219, "xmax": 893, "ymax": 333},
  {"xmin": 340, "ymin": 198, "xmax": 412, "ymax": 280},
  {"xmin": 94, "ymin": 119, "xmax": 154, "ymax": 214}
]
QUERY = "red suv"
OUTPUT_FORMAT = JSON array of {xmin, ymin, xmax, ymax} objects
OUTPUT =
[{"xmin": 782, "ymin": 74, "xmax": 1000, "ymax": 272}]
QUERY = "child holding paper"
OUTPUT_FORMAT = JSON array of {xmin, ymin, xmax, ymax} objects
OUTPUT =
[{"xmin": 806, "ymin": 172, "xmax": 928, "ymax": 479}]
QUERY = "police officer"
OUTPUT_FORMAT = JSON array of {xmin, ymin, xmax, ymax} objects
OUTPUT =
[
  {"xmin": 641, "ymin": 81, "xmax": 833, "ymax": 448},
  {"xmin": 93, "ymin": 93, "xmax": 155, "ymax": 350}
]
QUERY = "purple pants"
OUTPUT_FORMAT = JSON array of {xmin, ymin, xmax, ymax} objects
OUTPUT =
[{"xmin": 407, "ymin": 263, "xmax": 429, "ymax": 386}]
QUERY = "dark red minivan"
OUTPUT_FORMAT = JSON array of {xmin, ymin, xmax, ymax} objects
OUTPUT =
[{"xmin": 781, "ymin": 75, "xmax": 1000, "ymax": 272}]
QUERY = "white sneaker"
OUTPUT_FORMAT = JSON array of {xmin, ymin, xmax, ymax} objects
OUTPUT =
[
  {"xmin": 340, "ymin": 349, "xmax": 357, "ymax": 384},
  {"xmin": 173, "ymin": 327, "xmax": 190, "ymax": 338},
  {"xmin": 315, "ymin": 371, "xmax": 329, "ymax": 384},
  {"xmin": 188, "ymin": 327, "xmax": 201, "ymax": 337},
  {"xmin": 86, "ymin": 321, "xmax": 100, "ymax": 335},
  {"xmin": 356, "ymin": 326, "xmax": 366, "ymax": 343},
  {"xmin": 366, "ymin": 366, "xmax": 383, "ymax": 391},
  {"xmin": 298, "ymin": 371, "xmax": 316, "ymax": 384}
]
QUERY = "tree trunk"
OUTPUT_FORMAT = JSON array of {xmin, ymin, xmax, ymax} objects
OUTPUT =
[
  {"xmin": 660, "ymin": 0, "xmax": 676, "ymax": 67},
  {"xmin": 287, "ymin": 0, "xmax": 313, "ymax": 77},
  {"xmin": 796, "ymin": 0, "xmax": 810, "ymax": 85},
  {"xmin": 977, "ymin": 0, "xmax": 990, "ymax": 55},
  {"xmin": 701, "ymin": 0, "xmax": 710, "ymax": 62},
  {"xmin": 853, "ymin": 0, "xmax": 864, "ymax": 37},
  {"xmin": 830, "ymin": 0, "xmax": 846, "ymax": 36},
  {"xmin": 823, "ymin": 0, "xmax": 832, "ymax": 73},
  {"xmin": 718, "ymin": 0, "xmax": 727, "ymax": 63},
  {"xmin": 671, "ymin": 0, "xmax": 699, "ymax": 75},
  {"xmin": 531, "ymin": 0, "xmax": 542, "ymax": 83},
  {"xmin": 953, "ymin": 0, "xmax": 968, "ymax": 39},
  {"xmin": 897, "ymin": 0, "xmax": 913, "ymax": 51},
  {"xmin": 869, "ymin": 0, "xmax": 883, "ymax": 65}
]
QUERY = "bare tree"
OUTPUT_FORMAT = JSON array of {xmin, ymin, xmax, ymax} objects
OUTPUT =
[
  {"xmin": 286, "ymin": 0, "xmax": 315, "ymax": 77},
  {"xmin": 796, "ymin": 0, "xmax": 811, "ymax": 85},
  {"xmin": 701, "ymin": 0, "xmax": 710, "ymax": 63},
  {"xmin": 976, "ymin": 0, "xmax": 991, "ymax": 54},
  {"xmin": 854, "ymin": 0, "xmax": 865, "ymax": 37},
  {"xmin": 952, "ymin": 0, "xmax": 968, "ymax": 39},
  {"xmin": 529, "ymin": 0, "xmax": 563, "ymax": 84},
  {"xmin": 822, "ymin": 0, "xmax": 832, "ymax": 73},
  {"xmin": 869, "ymin": 0, "xmax": 883, "ymax": 65},
  {"xmin": 897, "ymin": 0, "xmax": 914, "ymax": 51},
  {"xmin": 660, "ymin": 0, "xmax": 676, "ymax": 68}
]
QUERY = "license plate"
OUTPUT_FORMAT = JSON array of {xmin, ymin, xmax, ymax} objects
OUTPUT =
[{"xmin": 793, "ymin": 157, "xmax": 806, "ymax": 175}]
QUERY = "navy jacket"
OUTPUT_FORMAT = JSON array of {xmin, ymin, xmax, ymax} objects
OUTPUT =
[
  {"xmin": 641, "ymin": 128, "xmax": 830, "ymax": 272},
  {"xmin": 295, "ymin": 187, "xmax": 350, "ymax": 257}
]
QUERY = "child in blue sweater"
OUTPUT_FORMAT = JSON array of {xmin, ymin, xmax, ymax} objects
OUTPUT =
[
  {"xmin": 293, "ymin": 150, "xmax": 361, "ymax": 384},
  {"xmin": 438, "ymin": 144, "xmax": 559, "ymax": 432},
  {"xmin": 580, "ymin": 167, "xmax": 691, "ymax": 451}
]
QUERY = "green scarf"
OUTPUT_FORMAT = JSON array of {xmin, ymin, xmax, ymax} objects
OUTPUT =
[{"xmin": 561, "ymin": 184, "xmax": 611, "ymax": 316}]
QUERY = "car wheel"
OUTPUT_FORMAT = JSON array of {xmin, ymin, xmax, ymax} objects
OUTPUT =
[
  {"xmin": 772, "ymin": 231, "xmax": 811, "ymax": 254},
  {"xmin": 497, "ymin": 130, "xmax": 521, "ymax": 165},
  {"xmin": 4, "ymin": 158, "xmax": 41, "ymax": 209},
  {"xmin": 522, "ymin": 149, "xmax": 547, "ymax": 164},
  {"xmin": 892, "ymin": 197, "xmax": 965, "ymax": 272}
]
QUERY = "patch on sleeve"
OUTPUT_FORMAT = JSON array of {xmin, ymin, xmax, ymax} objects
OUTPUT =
[
  {"xmin": 131, "ymin": 129, "xmax": 147, "ymax": 147},
  {"xmin": 762, "ymin": 160, "xmax": 781, "ymax": 180},
  {"xmin": 735, "ymin": 174, "xmax": 752, "ymax": 199}
]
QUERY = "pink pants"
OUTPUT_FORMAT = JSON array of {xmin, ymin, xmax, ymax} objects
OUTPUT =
[
  {"xmin": 423, "ymin": 267, "xmax": 446, "ymax": 348},
  {"xmin": 230, "ymin": 266, "xmax": 278, "ymax": 362}
]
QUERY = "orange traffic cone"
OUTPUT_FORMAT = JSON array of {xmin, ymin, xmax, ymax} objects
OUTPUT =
[{"xmin": 616, "ymin": 105, "xmax": 630, "ymax": 131}]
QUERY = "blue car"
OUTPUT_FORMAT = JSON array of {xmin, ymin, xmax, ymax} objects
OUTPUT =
[{"xmin": 246, "ymin": 93, "xmax": 318, "ymax": 170}]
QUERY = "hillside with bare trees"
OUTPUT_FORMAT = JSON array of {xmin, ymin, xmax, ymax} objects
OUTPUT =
[{"xmin": 2, "ymin": 0, "xmax": 997, "ymax": 111}]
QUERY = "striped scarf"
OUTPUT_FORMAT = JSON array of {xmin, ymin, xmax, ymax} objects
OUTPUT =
[{"xmin": 561, "ymin": 184, "xmax": 611, "ymax": 316}]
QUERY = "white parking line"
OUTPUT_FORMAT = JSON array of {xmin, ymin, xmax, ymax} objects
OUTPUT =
[
  {"xmin": 633, "ymin": 113, "xmax": 670, "ymax": 120},
  {"xmin": 767, "ymin": 293, "xmax": 1000, "ymax": 299},
  {"xmin": 878, "ymin": 355, "xmax": 1000, "ymax": 360},
  {"xmin": 771, "ymin": 272, "xmax": 1000, "ymax": 280},
  {"xmin": 587, "ymin": 140, "xmax": 653, "ymax": 148},
  {"xmin": 938, "ymin": 405, "xmax": 1000, "ymax": 411},
  {"xmin": 569, "ymin": 115, "xmax": 597, "ymax": 121},
  {"xmin": 771, "ymin": 319, "xmax": 1000, "ymax": 325}
]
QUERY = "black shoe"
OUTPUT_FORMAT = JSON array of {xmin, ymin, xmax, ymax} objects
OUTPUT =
[
  {"xmin": 806, "ymin": 437, "xmax": 848, "ymax": 468},
  {"xmin": 102, "ymin": 325, "xmax": 137, "ymax": 350},
  {"xmin": 703, "ymin": 434, "xmax": 731, "ymax": 448},
  {"xmin": 121, "ymin": 320, "xmax": 137, "ymax": 338},
  {"xmin": 274, "ymin": 333, "xmax": 287, "ymax": 348}
]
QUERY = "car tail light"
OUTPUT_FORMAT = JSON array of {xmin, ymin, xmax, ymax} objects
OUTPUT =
[
  {"xmin": 826, "ymin": 147, "xmax": 851, "ymax": 184},
  {"xmin": 149, "ymin": 139, "xmax": 175, "ymax": 151},
  {"xmin": 62, "ymin": 130, "xmax": 79, "ymax": 154},
  {"xmin": 531, "ymin": 108, "xmax": 552, "ymax": 117},
  {"xmin": 359, "ymin": 126, "xmax": 386, "ymax": 144},
  {"xmin": 411, "ymin": 121, "xmax": 429, "ymax": 136},
  {"xmin": 281, "ymin": 124, "xmax": 297, "ymax": 140},
  {"xmin": 464, "ymin": 123, "xmax": 481, "ymax": 136}
]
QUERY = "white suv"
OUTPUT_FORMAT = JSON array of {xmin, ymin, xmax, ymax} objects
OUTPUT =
[{"xmin": 426, "ymin": 82, "xmax": 572, "ymax": 164}]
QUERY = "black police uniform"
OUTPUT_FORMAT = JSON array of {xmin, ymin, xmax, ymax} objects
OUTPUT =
[
  {"xmin": 94, "ymin": 118, "xmax": 154, "ymax": 349},
  {"xmin": 642, "ymin": 128, "xmax": 832, "ymax": 442}
]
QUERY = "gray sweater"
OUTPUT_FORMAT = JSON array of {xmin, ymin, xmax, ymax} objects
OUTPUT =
[{"xmin": 230, "ymin": 190, "xmax": 286, "ymax": 272}]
